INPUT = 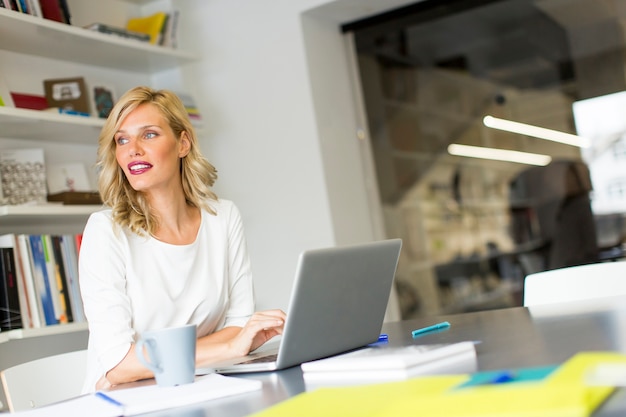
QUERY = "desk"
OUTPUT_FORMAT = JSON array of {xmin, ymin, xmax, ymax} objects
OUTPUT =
[{"xmin": 135, "ymin": 295, "xmax": 626, "ymax": 417}]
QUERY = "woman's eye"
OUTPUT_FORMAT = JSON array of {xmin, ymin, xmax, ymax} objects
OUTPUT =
[
  {"xmin": 145, "ymin": 132, "xmax": 157, "ymax": 139},
  {"xmin": 116, "ymin": 136, "xmax": 129, "ymax": 145}
]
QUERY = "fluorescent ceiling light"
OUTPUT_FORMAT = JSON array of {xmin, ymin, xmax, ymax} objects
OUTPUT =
[
  {"xmin": 448, "ymin": 144, "xmax": 552, "ymax": 166},
  {"xmin": 483, "ymin": 115, "xmax": 591, "ymax": 148}
]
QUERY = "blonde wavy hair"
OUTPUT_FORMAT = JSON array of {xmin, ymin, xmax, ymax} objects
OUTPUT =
[{"xmin": 97, "ymin": 86, "xmax": 218, "ymax": 236}]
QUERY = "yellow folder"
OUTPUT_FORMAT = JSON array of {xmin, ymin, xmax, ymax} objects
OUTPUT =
[
  {"xmin": 126, "ymin": 12, "xmax": 168, "ymax": 45},
  {"xmin": 251, "ymin": 352, "xmax": 626, "ymax": 417}
]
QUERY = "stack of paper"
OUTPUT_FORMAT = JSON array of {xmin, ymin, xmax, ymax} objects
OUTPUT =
[
  {"xmin": 12, "ymin": 373, "xmax": 262, "ymax": 416},
  {"xmin": 301, "ymin": 341, "xmax": 477, "ymax": 386}
]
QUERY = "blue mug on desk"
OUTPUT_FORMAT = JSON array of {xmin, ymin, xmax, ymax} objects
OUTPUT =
[{"xmin": 136, "ymin": 323, "xmax": 197, "ymax": 387}]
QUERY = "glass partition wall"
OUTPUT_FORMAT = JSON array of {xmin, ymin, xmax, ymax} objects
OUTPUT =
[{"xmin": 346, "ymin": 0, "xmax": 626, "ymax": 318}]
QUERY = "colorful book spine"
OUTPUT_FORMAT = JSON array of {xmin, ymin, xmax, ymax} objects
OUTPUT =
[
  {"xmin": 50, "ymin": 235, "xmax": 73, "ymax": 323},
  {"xmin": 0, "ymin": 233, "xmax": 84, "ymax": 329},
  {"xmin": 41, "ymin": 234, "xmax": 67, "ymax": 324},
  {"xmin": 12, "ymin": 234, "xmax": 35, "ymax": 328},
  {"xmin": 28, "ymin": 235, "xmax": 58, "ymax": 326},
  {"xmin": 38, "ymin": 0, "xmax": 65, "ymax": 23},
  {"xmin": 17, "ymin": 234, "xmax": 42, "ymax": 327},
  {"xmin": 60, "ymin": 234, "xmax": 84, "ymax": 322},
  {"xmin": 0, "ymin": 234, "xmax": 32, "ymax": 329},
  {"xmin": 0, "ymin": 246, "xmax": 22, "ymax": 330}
]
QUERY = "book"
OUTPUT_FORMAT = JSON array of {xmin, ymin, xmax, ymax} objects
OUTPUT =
[
  {"xmin": 43, "ymin": 77, "xmax": 91, "ymax": 114},
  {"xmin": 40, "ymin": 234, "xmax": 67, "ymax": 324},
  {"xmin": 58, "ymin": 0, "xmax": 70, "ymax": 24},
  {"xmin": 126, "ymin": 12, "xmax": 168, "ymax": 45},
  {"xmin": 59, "ymin": 234, "xmax": 83, "ymax": 322},
  {"xmin": 44, "ymin": 235, "xmax": 69, "ymax": 323},
  {"xmin": 13, "ymin": 234, "xmax": 36, "ymax": 328},
  {"xmin": 27, "ymin": 235, "xmax": 57, "ymax": 326},
  {"xmin": 9, "ymin": 92, "xmax": 47, "ymax": 110},
  {"xmin": 0, "ymin": 148, "xmax": 47, "ymax": 206},
  {"xmin": 84, "ymin": 23, "xmax": 151, "ymax": 43},
  {"xmin": 0, "ymin": 238, "xmax": 22, "ymax": 330},
  {"xmin": 0, "ymin": 234, "xmax": 31, "ymax": 329},
  {"xmin": 38, "ymin": 0, "xmax": 64, "ymax": 23},
  {"xmin": 16, "ymin": 234, "xmax": 41, "ymax": 327},
  {"xmin": 176, "ymin": 92, "xmax": 203, "ymax": 124},
  {"xmin": 160, "ymin": 9, "xmax": 179, "ymax": 48},
  {"xmin": 50, "ymin": 235, "xmax": 73, "ymax": 322},
  {"xmin": 75, "ymin": 234, "xmax": 83, "ymax": 253},
  {"xmin": 25, "ymin": 0, "xmax": 41, "ymax": 17},
  {"xmin": 301, "ymin": 342, "xmax": 477, "ymax": 385}
]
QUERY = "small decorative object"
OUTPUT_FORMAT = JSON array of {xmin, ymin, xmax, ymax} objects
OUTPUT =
[{"xmin": 93, "ymin": 86, "xmax": 115, "ymax": 118}]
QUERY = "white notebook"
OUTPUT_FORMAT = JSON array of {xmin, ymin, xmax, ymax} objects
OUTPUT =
[{"xmin": 301, "ymin": 341, "xmax": 477, "ymax": 385}]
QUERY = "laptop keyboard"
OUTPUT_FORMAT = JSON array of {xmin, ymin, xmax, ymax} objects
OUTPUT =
[{"xmin": 239, "ymin": 353, "xmax": 278, "ymax": 365}]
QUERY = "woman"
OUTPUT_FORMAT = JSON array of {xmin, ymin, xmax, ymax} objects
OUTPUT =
[{"xmin": 79, "ymin": 86, "xmax": 285, "ymax": 393}]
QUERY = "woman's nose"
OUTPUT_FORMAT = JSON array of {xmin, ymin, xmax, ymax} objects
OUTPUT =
[{"xmin": 128, "ymin": 140, "xmax": 143, "ymax": 157}]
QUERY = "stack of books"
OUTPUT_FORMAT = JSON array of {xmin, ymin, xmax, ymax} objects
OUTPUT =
[
  {"xmin": 0, "ymin": 233, "xmax": 85, "ymax": 331},
  {"xmin": 301, "ymin": 341, "xmax": 477, "ymax": 387},
  {"xmin": 84, "ymin": 10, "xmax": 180, "ymax": 48},
  {"xmin": 0, "ymin": 0, "xmax": 71, "ymax": 24},
  {"xmin": 83, "ymin": 23, "xmax": 151, "ymax": 43}
]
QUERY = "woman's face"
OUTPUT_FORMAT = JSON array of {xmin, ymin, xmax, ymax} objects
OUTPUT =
[{"xmin": 114, "ymin": 103, "xmax": 190, "ymax": 195}]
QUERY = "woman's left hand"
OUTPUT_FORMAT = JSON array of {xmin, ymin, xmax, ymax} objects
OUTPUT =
[{"xmin": 234, "ymin": 309, "xmax": 286, "ymax": 355}]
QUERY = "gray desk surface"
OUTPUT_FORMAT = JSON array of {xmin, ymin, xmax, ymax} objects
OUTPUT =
[{"xmin": 137, "ymin": 295, "xmax": 626, "ymax": 417}]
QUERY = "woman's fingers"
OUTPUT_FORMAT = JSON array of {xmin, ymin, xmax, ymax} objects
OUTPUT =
[{"xmin": 248, "ymin": 310, "xmax": 286, "ymax": 329}]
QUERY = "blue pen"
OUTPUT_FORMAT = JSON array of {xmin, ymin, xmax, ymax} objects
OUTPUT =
[
  {"xmin": 368, "ymin": 333, "xmax": 389, "ymax": 346},
  {"xmin": 95, "ymin": 391, "xmax": 124, "ymax": 408},
  {"xmin": 411, "ymin": 321, "xmax": 451, "ymax": 337}
]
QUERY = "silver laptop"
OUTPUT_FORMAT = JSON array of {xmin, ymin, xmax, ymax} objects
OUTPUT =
[{"xmin": 205, "ymin": 238, "xmax": 402, "ymax": 374}]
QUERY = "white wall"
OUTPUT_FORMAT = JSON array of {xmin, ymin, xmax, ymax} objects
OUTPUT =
[{"xmin": 174, "ymin": 0, "xmax": 416, "ymax": 317}]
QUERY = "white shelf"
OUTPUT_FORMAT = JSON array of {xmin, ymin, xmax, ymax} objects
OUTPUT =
[
  {"xmin": 0, "ymin": 8, "xmax": 197, "ymax": 72},
  {"xmin": 0, "ymin": 106, "xmax": 104, "ymax": 143},
  {"xmin": 0, "ymin": 322, "xmax": 88, "ymax": 342},
  {"xmin": 0, "ymin": 204, "xmax": 101, "ymax": 221}
]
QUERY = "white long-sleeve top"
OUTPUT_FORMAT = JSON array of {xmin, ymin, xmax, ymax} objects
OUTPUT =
[{"xmin": 78, "ymin": 199, "xmax": 255, "ymax": 393}]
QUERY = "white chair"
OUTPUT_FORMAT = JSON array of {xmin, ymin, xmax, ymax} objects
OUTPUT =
[
  {"xmin": 0, "ymin": 349, "xmax": 87, "ymax": 412},
  {"xmin": 523, "ymin": 261, "xmax": 626, "ymax": 306}
]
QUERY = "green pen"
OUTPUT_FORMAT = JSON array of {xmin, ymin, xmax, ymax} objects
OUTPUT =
[{"xmin": 411, "ymin": 321, "xmax": 451, "ymax": 337}]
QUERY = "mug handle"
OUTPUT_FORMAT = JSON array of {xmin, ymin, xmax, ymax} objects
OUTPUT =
[{"xmin": 135, "ymin": 338, "xmax": 162, "ymax": 374}]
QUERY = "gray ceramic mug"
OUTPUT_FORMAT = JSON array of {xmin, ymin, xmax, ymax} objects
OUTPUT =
[{"xmin": 135, "ymin": 323, "xmax": 197, "ymax": 387}]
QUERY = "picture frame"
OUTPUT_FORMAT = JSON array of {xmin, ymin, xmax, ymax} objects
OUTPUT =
[
  {"xmin": 92, "ymin": 85, "xmax": 115, "ymax": 118},
  {"xmin": 43, "ymin": 77, "xmax": 90, "ymax": 114}
]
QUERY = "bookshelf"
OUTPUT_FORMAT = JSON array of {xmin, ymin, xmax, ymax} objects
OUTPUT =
[
  {"xmin": 0, "ymin": 7, "xmax": 195, "ymax": 72},
  {"xmin": 0, "ymin": 2, "xmax": 196, "ymax": 408},
  {"xmin": 0, "ymin": 0, "xmax": 198, "ymax": 224},
  {"xmin": 0, "ymin": 106, "xmax": 103, "ymax": 142}
]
